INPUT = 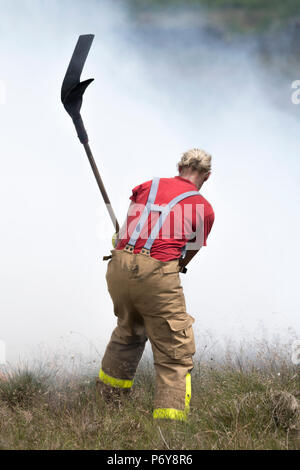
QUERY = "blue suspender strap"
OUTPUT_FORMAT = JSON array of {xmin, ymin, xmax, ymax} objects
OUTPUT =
[
  {"xmin": 128, "ymin": 177, "xmax": 160, "ymax": 248},
  {"xmin": 143, "ymin": 191, "xmax": 199, "ymax": 251}
]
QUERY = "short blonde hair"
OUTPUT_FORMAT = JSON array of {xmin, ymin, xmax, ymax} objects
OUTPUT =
[{"xmin": 178, "ymin": 148, "xmax": 212, "ymax": 174}]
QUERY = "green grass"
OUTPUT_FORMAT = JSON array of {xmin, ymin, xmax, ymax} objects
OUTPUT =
[{"xmin": 0, "ymin": 353, "xmax": 299, "ymax": 449}]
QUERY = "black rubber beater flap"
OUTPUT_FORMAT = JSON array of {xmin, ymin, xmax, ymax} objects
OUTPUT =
[{"xmin": 61, "ymin": 34, "xmax": 95, "ymax": 143}]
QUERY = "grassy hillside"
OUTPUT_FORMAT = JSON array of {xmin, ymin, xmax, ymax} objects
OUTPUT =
[
  {"xmin": 129, "ymin": 0, "xmax": 300, "ymax": 15},
  {"xmin": 0, "ymin": 353, "xmax": 299, "ymax": 450},
  {"xmin": 127, "ymin": 0, "xmax": 300, "ymax": 33}
]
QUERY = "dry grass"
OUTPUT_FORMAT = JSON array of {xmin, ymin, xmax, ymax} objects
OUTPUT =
[{"xmin": 0, "ymin": 348, "xmax": 299, "ymax": 450}]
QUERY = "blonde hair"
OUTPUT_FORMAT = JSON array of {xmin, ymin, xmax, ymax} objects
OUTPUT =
[{"xmin": 178, "ymin": 148, "xmax": 212, "ymax": 174}]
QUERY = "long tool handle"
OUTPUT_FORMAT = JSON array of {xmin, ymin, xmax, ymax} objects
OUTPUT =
[{"xmin": 83, "ymin": 142, "xmax": 120, "ymax": 234}]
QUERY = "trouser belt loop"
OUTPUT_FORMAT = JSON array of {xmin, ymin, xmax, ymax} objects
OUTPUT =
[
  {"xmin": 124, "ymin": 244, "xmax": 150, "ymax": 256},
  {"xmin": 124, "ymin": 244, "xmax": 135, "ymax": 254}
]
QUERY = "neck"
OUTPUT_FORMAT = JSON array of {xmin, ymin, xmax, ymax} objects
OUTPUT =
[{"xmin": 179, "ymin": 172, "xmax": 205, "ymax": 191}]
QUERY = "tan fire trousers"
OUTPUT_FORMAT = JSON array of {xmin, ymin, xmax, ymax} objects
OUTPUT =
[{"xmin": 100, "ymin": 247, "xmax": 196, "ymax": 421}]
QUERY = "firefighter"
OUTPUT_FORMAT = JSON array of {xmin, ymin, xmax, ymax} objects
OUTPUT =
[{"xmin": 97, "ymin": 148, "xmax": 215, "ymax": 421}]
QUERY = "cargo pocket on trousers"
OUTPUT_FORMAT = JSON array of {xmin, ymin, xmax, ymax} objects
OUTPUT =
[
  {"xmin": 166, "ymin": 315, "xmax": 196, "ymax": 359},
  {"xmin": 160, "ymin": 263, "xmax": 185, "ymax": 310}
]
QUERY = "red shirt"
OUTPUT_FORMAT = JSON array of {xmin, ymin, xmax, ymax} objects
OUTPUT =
[{"xmin": 117, "ymin": 176, "xmax": 214, "ymax": 262}]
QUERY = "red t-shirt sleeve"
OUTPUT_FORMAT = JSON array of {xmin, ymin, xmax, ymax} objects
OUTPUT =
[
  {"xmin": 203, "ymin": 211, "xmax": 215, "ymax": 245},
  {"xmin": 129, "ymin": 180, "xmax": 152, "ymax": 203},
  {"xmin": 130, "ymin": 184, "xmax": 142, "ymax": 203},
  {"xmin": 189, "ymin": 203, "xmax": 215, "ymax": 247}
]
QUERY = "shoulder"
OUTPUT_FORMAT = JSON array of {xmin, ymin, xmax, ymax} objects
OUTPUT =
[
  {"xmin": 130, "ymin": 179, "xmax": 152, "ymax": 201},
  {"xmin": 190, "ymin": 193, "xmax": 215, "ymax": 220},
  {"xmin": 132, "ymin": 179, "xmax": 152, "ymax": 193},
  {"xmin": 199, "ymin": 194, "xmax": 214, "ymax": 216}
]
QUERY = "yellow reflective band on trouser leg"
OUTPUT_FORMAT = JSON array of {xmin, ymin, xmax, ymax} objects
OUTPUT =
[
  {"xmin": 153, "ymin": 373, "xmax": 192, "ymax": 422},
  {"xmin": 153, "ymin": 408, "xmax": 187, "ymax": 422},
  {"xmin": 185, "ymin": 372, "xmax": 192, "ymax": 412},
  {"xmin": 99, "ymin": 369, "xmax": 134, "ymax": 389}
]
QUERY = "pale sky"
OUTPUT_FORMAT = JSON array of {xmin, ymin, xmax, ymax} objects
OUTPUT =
[{"xmin": 0, "ymin": 0, "xmax": 299, "ymax": 365}]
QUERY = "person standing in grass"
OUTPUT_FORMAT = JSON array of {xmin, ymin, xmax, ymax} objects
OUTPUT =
[{"xmin": 98, "ymin": 148, "xmax": 215, "ymax": 421}]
